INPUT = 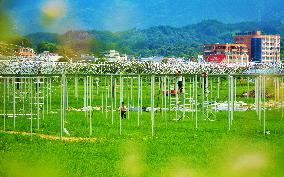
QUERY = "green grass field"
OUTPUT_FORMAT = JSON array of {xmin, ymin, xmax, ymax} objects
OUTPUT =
[{"xmin": 1, "ymin": 76, "xmax": 284, "ymax": 177}]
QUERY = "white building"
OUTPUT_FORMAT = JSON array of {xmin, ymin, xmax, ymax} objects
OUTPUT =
[
  {"xmin": 104, "ymin": 50, "xmax": 128, "ymax": 62},
  {"xmin": 81, "ymin": 54, "xmax": 98, "ymax": 62},
  {"xmin": 38, "ymin": 51, "xmax": 63, "ymax": 62},
  {"xmin": 140, "ymin": 56, "xmax": 164, "ymax": 63}
]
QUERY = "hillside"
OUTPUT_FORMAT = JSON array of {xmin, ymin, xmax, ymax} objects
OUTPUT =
[{"xmin": 25, "ymin": 20, "xmax": 284, "ymax": 58}]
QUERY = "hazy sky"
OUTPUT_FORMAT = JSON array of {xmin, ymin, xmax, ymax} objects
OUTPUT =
[{"xmin": 3, "ymin": 0, "xmax": 284, "ymax": 34}]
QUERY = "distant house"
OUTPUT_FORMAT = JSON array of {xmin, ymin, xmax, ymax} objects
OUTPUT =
[
  {"xmin": 38, "ymin": 51, "xmax": 63, "ymax": 62},
  {"xmin": 204, "ymin": 43, "xmax": 249, "ymax": 63},
  {"xmin": 104, "ymin": 50, "xmax": 128, "ymax": 62},
  {"xmin": 17, "ymin": 47, "xmax": 35, "ymax": 58},
  {"xmin": 140, "ymin": 56, "xmax": 163, "ymax": 63},
  {"xmin": 81, "ymin": 54, "xmax": 98, "ymax": 62}
]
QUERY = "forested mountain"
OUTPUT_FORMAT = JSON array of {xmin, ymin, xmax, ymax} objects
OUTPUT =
[{"xmin": 25, "ymin": 20, "xmax": 284, "ymax": 58}]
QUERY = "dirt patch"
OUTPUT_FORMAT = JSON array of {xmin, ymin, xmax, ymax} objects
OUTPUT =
[{"xmin": 1, "ymin": 131, "xmax": 97, "ymax": 142}]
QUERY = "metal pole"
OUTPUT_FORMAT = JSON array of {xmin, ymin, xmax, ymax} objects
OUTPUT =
[
  {"xmin": 46, "ymin": 77, "xmax": 49, "ymax": 114},
  {"xmin": 89, "ymin": 76, "xmax": 92, "ymax": 136},
  {"xmin": 195, "ymin": 75, "xmax": 198, "ymax": 129},
  {"xmin": 138, "ymin": 75, "xmax": 141, "ymax": 127},
  {"xmin": 101, "ymin": 78, "xmax": 104, "ymax": 114},
  {"xmin": 13, "ymin": 77, "xmax": 16, "ymax": 128},
  {"xmin": 182, "ymin": 77, "xmax": 186, "ymax": 119},
  {"xmin": 217, "ymin": 77, "xmax": 220, "ymax": 99},
  {"xmin": 84, "ymin": 77, "xmax": 87, "ymax": 117},
  {"xmin": 131, "ymin": 77, "xmax": 133, "ymax": 107},
  {"xmin": 105, "ymin": 77, "xmax": 108, "ymax": 119},
  {"xmin": 151, "ymin": 75, "xmax": 155, "ymax": 137},
  {"xmin": 37, "ymin": 77, "xmax": 40, "ymax": 130},
  {"xmin": 231, "ymin": 76, "xmax": 234, "ymax": 123},
  {"xmin": 247, "ymin": 77, "xmax": 250, "ymax": 99},
  {"xmin": 175, "ymin": 78, "xmax": 178, "ymax": 121},
  {"xmin": 42, "ymin": 77, "xmax": 45, "ymax": 120},
  {"xmin": 30, "ymin": 78, "xmax": 33, "ymax": 136},
  {"xmin": 228, "ymin": 75, "xmax": 231, "ymax": 130},
  {"xmin": 202, "ymin": 76, "xmax": 204, "ymax": 120},
  {"xmin": 280, "ymin": 77, "xmax": 284, "ymax": 120},
  {"xmin": 111, "ymin": 75, "xmax": 114, "ymax": 124},
  {"xmin": 259, "ymin": 76, "xmax": 262, "ymax": 124},
  {"xmin": 263, "ymin": 76, "xmax": 266, "ymax": 135},
  {"xmin": 3, "ymin": 78, "xmax": 6, "ymax": 131},
  {"xmin": 49, "ymin": 78, "xmax": 52, "ymax": 111},
  {"xmin": 119, "ymin": 75, "xmax": 123, "ymax": 135},
  {"xmin": 210, "ymin": 78, "xmax": 213, "ymax": 99},
  {"xmin": 164, "ymin": 76, "xmax": 167, "ymax": 127},
  {"xmin": 127, "ymin": 77, "xmax": 130, "ymax": 120}
]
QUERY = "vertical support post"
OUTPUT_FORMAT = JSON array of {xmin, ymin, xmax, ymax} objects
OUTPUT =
[
  {"xmin": 140, "ymin": 77, "xmax": 143, "ymax": 115},
  {"xmin": 86, "ymin": 76, "xmax": 89, "ymax": 120},
  {"xmin": 111, "ymin": 75, "xmax": 114, "ymax": 124},
  {"xmin": 164, "ymin": 76, "xmax": 167, "ymax": 127},
  {"xmin": 247, "ymin": 77, "xmax": 250, "ymax": 99},
  {"xmin": 228, "ymin": 75, "xmax": 231, "ymax": 130},
  {"xmin": 89, "ymin": 76, "xmax": 92, "ymax": 136},
  {"xmin": 151, "ymin": 75, "xmax": 155, "ymax": 137},
  {"xmin": 175, "ymin": 78, "xmax": 178, "ymax": 121},
  {"xmin": 23, "ymin": 78, "xmax": 26, "ymax": 116},
  {"xmin": 281, "ymin": 77, "xmax": 284, "ymax": 120},
  {"xmin": 105, "ymin": 77, "xmax": 108, "ymax": 119},
  {"xmin": 263, "ymin": 76, "xmax": 266, "ymax": 135},
  {"xmin": 46, "ymin": 77, "xmax": 49, "ymax": 114},
  {"xmin": 234, "ymin": 77, "xmax": 237, "ymax": 102},
  {"xmin": 84, "ymin": 77, "xmax": 87, "ymax": 117},
  {"xmin": 49, "ymin": 78, "xmax": 52, "ymax": 111},
  {"xmin": 75, "ymin": 76, "xmax": 78, "ymax": 102},
  {"xmin": 42, "ymin": 77, "xmax": 45, "ymax": 120},
  {"xmin": 101, "ymin": 77, "xmax": 104, "ymax": 114},
  {"xmin": 131, "ymin": 77, "xmax": 133, "ymax": 107},
  {"xmin": 60, "ymin": 75, "xmax": 66, "ymax": 140},
  {"xmin": 259, "ymin": 76, "xmax": 262, "ymax": 123},
  {"xmin": 201, "ymin": 76, "xmax": 204, "ymax": 120},
  {"xmin": 119, "ymin": 75, "xmax": 123, "ymax": 135},
  {"xmin": 231, "ymin": 76, "xmax": 234, "ymax": 123},
  {"xmin": 114, "ymin": 77, "xmax": 117, "ymax": 109},
  {"xmin": 127, "ymin": 77, "xmax": 130, "ymax": 120},
  {"xmin": 13, "ymin": 77, "xmax": 16, "ymax": 128},
  {"xmin": 210, "ymin": 78, "xmax": 213, "ymax": 99},
  {"xmin": 195, "ymin": 75, "xmax": 198, "ymax": 129},
  {"xmin": 182, "ymin": 77, "xmax": 186, "ymax": 119},
  {"xmin": 255, "ymin": 77, "xmax": 259, "ymax": 117},
  {"xmin": 3, "ymin": 78, "xmax": 6, "ymax": 131},
  {"xmin": 138, "ymin": 75, "xmax": 141, "ymax": 127},
  {"xmin": 217, "ymin": 77, "xmax": 220, "ymax": 99},
  {"xmin": 30, "ymin": 78, "xmax": 33, "ymax": 136},
  {"xmin": 37, "ymin": 77, "xmax": 40, "ymax": 130}
]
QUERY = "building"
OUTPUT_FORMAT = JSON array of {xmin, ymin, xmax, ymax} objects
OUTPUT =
[
  {"xmin": 140, "ymin": 56, "xmax": 163, "ymax": 63},
  {"xmin": 204, "ymin": 43, "xmax": 249, "ymax": 63},
  {"xmin": 104, "ymin": 50, "xmax": 128, "ymax": 62},
  {"xmin": 234, "ymin": 31, "xmax": 281, "ymax": 63},
  {"xmin": 80, "ymin": 54, "xmax": 98, "ymax": 62},
  {"xmin": 38, "ymin": 51, "xmax": 63, "ymax": 62},
  {"xmin": 17, "ymin": 47, "xmax": 35, "ymax": 58}
]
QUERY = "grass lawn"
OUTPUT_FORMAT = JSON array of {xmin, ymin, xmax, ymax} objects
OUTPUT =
[{"xmin": 0, "ymin": 76, "xmax": 284, "ymax": 177}]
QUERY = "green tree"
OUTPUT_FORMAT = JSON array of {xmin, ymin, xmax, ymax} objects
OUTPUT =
[
  {"xmin": 37, "ymin": 42, "xmax": 57, "ymax": 53},
  {"xmin": 12, "ymin": 37, "xmax": 32, "ymax": 48}
]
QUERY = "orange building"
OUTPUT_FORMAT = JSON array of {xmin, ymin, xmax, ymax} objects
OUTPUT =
[
  {"xmin": 204, "ymin": 43, "xmax": 249, "ymax": 63},
  {"xmin": 234, "ymin": 31, "xmax": 280, "ymax": 63},
  {"xmin": 17, "ymin": 47, "xmax": 35, "ymax": 58}
]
